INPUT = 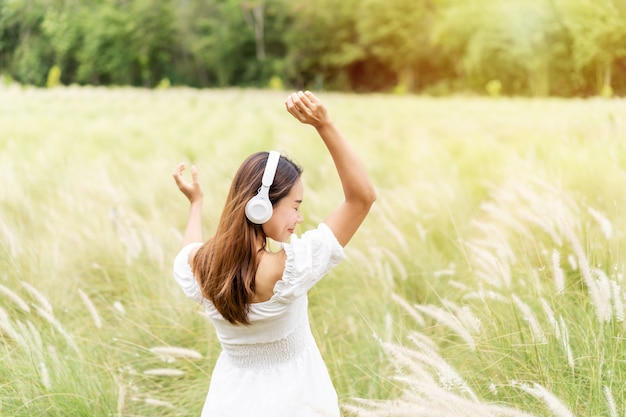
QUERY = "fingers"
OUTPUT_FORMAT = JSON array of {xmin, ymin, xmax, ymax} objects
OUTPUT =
[
  {"xmin": 173, "ymin": 162, "xmax": 200, "ymax": 188},
  {"xmin": 285, "ymin": 91, "xmax": 308, "ymax": 110},
  {"xmin": 285, "ymin": 93, "xmax": 301, "ymax": 114},
  {"xmin": 173, "ymin": 162, "xmax": 185, "ymax": 184},
  {"xmin": 190, "ymin": 165, "xmax": 199, "ymax": 184},
  {"xmin": 285, "ymin": 91, "xmax": 321, "ymax": 124}
]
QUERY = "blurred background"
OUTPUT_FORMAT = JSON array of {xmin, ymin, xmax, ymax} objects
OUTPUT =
[{"xmin": 1, "ymin": 0, "xmax": 624, "ymax": 97}]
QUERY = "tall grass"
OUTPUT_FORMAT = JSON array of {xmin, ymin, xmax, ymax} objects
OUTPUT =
[{"xmin": 1, "ymin": 85, "xmax": 625, "ymax": 416}]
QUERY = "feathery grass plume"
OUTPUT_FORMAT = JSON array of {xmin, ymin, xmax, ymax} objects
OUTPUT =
[
  {"xmin": 411, "ymin": 303, "xmax": 477, "ymax": 350},
  {"xmin": 609, "ymin": 280, "xmax": 624, "ymax": 322},
  {"xmin": 14, "ymin": 319, "xmax": 43, "ymax": 360},
  {"xmin": 434, "ymin": 265, "xmax": 456, "ymax": 278},
  {"xmin": 551, "ymin": 250, "xmax": 565, "ymax": 295},
  {"xmin": 512, "ymin": 381, "xmax": 574, "ymax": 417},
  {"xmin": 113, "ymin": 300, "xmax": 126, "ymax": 315},
  {"xmin": 34, "ymin": 305, "xmax": 80, "ymax": 354},
  {"xmin": 0, "ymin": 306, "xmax": 24, "ymax": 346},
  {"xmin": 78, "ymin": 288, "xmax": 103, "ymax": 329},
  {"xmin": 47, "ymin": 344, "xmax": 60, "ymax": 369},
  {"xmin": 110, "ymin": 206, "xmax": 143, "ymax": 264},
  {"xmin": 366, "ymin": 251, "xmax": 395, "ymax": 288},
  {"xmin": 593, "ymin": 268, "xmax": 613, "ymax": 322},
  {"xmin": 512, "ymin": 294, "xmax": 547, "ymax": 344},
  {"xmin": 563, "ymin": 228, "xmax": 609, "ymax": 323},
  {"xmin": 39, "ymin": 361, "xmax": 51, "ymax": 390},
  {"xmin": 587, "ymin": 207, "xmax": 613, "ymax": 239},
  {"xmin": 384, "ymin": 313, "xmax": 393, "ymax": 342},
  {"xmin": 0, "ymin": 218, "xmax": 21, "ymax": 258},
  {"xmin": 391, "ymin": 293, "xmax": 425, "ymax": 326},
  {"xmin": 149, "ymin": 346, "xmax": 203, "ymax": 360},
  {"xmin": 142, "ymin": 397, "xmax": 175, "ymax": 408},
  {"xmin": 465, "ymin": 241, "xmax": 512, "ymax": 288},
  {"xmin": 465, "ymin": 178, "xmax": 582, "ymax": 295},
  {"xmin": 463, "ymin": 287, "xmax": 510, "ymax": 304},
  {"xmin": 115, "ymin": 372, "xmax": 126, "ymax": 417},
  {"xmin": 21, "ymin": 281, "xmax": 53, "ymax": 314},
  {"xmin": 469, "ymin": 222, "xmax": 515, "ymax": 259},
  {"xmin": 380, "ymin": 247, "xmax": 408, "ymax": 280},
  {"xmin": 383, "ymin": 341, "xmax": 465, "ymax": 396},
  {"xmin": 567, "ymin": 254, "xmax": 577, "ymax": 271},
  {"xmin": 478, "ymin": 201, "xmax": 527, "ymax": 236},
  {"xmin": 404, "ymin": 335, "xmax": 478, "ymax": 400},
  {"xmin": 539, "ymin": 298, "xmax": 557, "ymax": 331},
  {"xmin": 347, "ymin": 339, "xmax": 535, "ymax": 417},
  {"xmin": 557, "ymin": 316, "xmax": 574, "ymax": 371},
  {"xmin": 372, "ymin": 337, "xmax": 434, "ymax": 383},
  {"xmin": 603, "ymin": 385, "xmax": 618, "ymax": 417},
  {"xmin": 379, "ymin": 213, "xmax": 407, "ymax": 249},
  {"xmin": 538, "ymin": 298, "xmax": 574, "ymax": 370},
  {"xmin": 344, "ymin": 397, "xmax": 536, "ymax": 417},
  {"xmin": 26, "ymin": 320, "xmax": 43, "ymax": 350},
  {"xmin": 485, "ymin": 187, "xmax": 563, "ymax": 246},
  {"xmin": 143, "ymin": 368, "xmax": 185, "ymax": 377},
  {"xmin": 441, "ymin": 300, "xmax": 481, "ymax": 334},
  {"xmin": 0, "ymin": 283, "xmax": 30, "ymax": 312},
  {"xmin": 518, "ymin": 177, "xmax": 574, "ymax": 238},
  {"xmin": 406, "ymin": 331, "xmax": 439, "ymax": 353}
]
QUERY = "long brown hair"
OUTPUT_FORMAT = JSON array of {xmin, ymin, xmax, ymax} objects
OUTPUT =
[{"xmin": 192, "ymin": 152, "xmax": 302, "ymax": 325}]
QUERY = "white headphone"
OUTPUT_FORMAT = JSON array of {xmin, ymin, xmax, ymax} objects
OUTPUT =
[{"xmin": 245, "ymin": 151, "xmax": 280, "ymax": 224}]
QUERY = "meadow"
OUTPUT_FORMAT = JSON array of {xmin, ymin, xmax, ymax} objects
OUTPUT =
[{"xmin": 1, "ymin": 86, "xmax": 625, "ymax": 416}]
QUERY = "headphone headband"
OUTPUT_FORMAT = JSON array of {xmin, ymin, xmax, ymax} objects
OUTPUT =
[{"xmin": 262, "ymin": 151, "xmax": 280, "ymax": 188}]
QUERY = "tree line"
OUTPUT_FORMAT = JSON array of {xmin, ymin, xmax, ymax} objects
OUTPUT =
[{"xmin": 1, "ymin": 0, "xmax": 625, "ymax": 96}]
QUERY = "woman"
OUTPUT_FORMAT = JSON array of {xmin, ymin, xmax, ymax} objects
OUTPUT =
[{"xmin": 172, "ymin": 90, "xmax": 376, "ymax": 416}]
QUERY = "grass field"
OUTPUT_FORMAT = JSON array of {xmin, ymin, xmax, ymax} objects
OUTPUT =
[{"xmin": 1, "ymin": 86, "xmax": 625, "ymax": 416}]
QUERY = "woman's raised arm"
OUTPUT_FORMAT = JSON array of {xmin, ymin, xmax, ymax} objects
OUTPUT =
[
  {"xmin": 285, "ymin": 91, "xmax": 376, "ymax": 247},
  {"xmin": 172, "ymin": 162, "xmax": 204, "ymax": 248}
]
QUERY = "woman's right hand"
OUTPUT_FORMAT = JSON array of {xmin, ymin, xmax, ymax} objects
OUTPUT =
[{"xmin": 172, "ymin": 162, "xmax": 203, "ymax": 204}]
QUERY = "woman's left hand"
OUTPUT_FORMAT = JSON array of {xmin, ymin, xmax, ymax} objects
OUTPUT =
[{"xmin": 285, "ymin": 91, "xmax": 330, "ymax": 129}]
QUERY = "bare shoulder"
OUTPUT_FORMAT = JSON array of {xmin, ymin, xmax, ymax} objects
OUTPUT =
[{"xmin": 253, "ymin": 250, "xmax": 287, "ymax": 303}]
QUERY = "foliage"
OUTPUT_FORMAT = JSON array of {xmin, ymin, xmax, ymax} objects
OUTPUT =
[{"xmin": 1, "ymin": 0, "xmax": 626, "ymax": 95}]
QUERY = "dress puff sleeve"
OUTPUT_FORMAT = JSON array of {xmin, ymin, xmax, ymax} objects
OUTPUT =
[
  {"xmin": 273, "ymin": 223, "xmax": 345, "ymax": 303},
  {"xmin": 173, "ymin": 242, "xmax": 204, "ymax": 304}
]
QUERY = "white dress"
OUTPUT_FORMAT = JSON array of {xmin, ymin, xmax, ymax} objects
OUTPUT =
[{"xmin": 173, "ymin": 223, "xmax": 345, "ymax": 417}]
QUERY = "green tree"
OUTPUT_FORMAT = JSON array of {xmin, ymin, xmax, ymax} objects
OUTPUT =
[
  {"xmin": 555, "ymin": 0, "xmax": 626, "ymax": 96},
  {"xmin": 434, "ymin": 0, "xmax": 572, "ymax": 96},
  {"xmin": 356, "ymin": 0, "xmax": 438, "ymax": 92},
  {"xmin": 72, "ymin": 0, "xmax": 176, "ymax": 87},
  {"xmin": 75, "ymin": 2, "xmax": 135, "ymax": 85},
  {"xmin": 283, "ymin": 0, "xmax": 370, "ymax": 90},
  {"xmin": 130, "ymin": 0, "xmax": 177, "ymax": 86},
  {"xmin": 41, "ymin": 2, "xmax": 82, "ymax": 84},
  {"xmin": 171, "ymin": 0, "xmax": 288, "ymax": 87},
  {"xmin": 0, "ymin": 0, "xmax": 52, "ymax": 85}
]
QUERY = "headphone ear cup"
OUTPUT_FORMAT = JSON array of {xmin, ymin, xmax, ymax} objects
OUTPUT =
[
  {"xmin": 245, "ymin": 150, "xmax": 280, "ymax": 225},
  {"xmin": 245, "ymin": 195, "xmax": 273, "ymax": 224}
]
